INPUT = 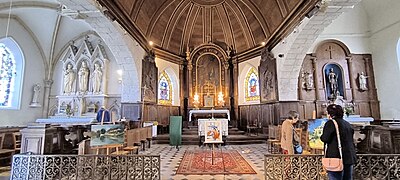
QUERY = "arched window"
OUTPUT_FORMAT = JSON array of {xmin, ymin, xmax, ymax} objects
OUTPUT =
[
  {"xmin": 0, "ymin": 38, "xmax": 24, "ymax": 109},
  {"xmin": 158, "ymin": 71, "xmax": 172, "ymax": 105},
  {"xmin": 245, "ymin": 67, "xmax": 260, "ymax": 101}
]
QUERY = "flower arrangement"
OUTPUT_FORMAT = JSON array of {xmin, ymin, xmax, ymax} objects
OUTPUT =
[{"xmin": 343, "ymin": 103, "xmax": 355, "ymax": 116}]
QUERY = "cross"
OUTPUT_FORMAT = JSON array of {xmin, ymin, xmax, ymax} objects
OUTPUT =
[{"xmin": 325, "ymin": 45, "xmax": 335, "ymax": 59}]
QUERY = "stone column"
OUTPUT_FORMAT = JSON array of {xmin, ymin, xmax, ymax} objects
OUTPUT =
[
  {"xmin": 41, "ymin": 79, "xmax": 53, "ymax": 118},
  {"xmin": 346, "ymin": 56, "xmax": 355, "ymax": 100}
]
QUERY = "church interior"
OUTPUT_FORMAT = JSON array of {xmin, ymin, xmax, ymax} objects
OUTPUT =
[{"xmin": 1, "ymin": 0, "xmax": 400, "ymax": 179}]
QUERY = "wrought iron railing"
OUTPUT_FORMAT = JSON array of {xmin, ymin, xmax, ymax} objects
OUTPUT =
[
  {"xmin": 11, "ymin": 154, "xmax": 160, "ymax": 180},
  {"xmin": 265, "ymin": 154, "xmax": 400, "ymax": 180}
]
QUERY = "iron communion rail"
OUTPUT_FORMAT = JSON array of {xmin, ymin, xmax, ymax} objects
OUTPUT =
[
  {"xmin": 264, "ymin": 154, "xmax": 400, "ymax": 180},
  {"xmin": 10, "ymin": 154, "xmax": 160, "ymax": 180}
]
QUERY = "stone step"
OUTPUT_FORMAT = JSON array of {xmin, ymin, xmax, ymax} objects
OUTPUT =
[{"xmin": 153, "ymin": 134, "xmax": 267, "ymax": 145}]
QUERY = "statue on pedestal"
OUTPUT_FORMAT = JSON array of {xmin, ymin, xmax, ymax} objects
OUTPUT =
[
  {"xmin": 328, "ymin": 68, "xmax": 338, "ymax": 97},
  {"xmin": 92, "ymin": 63, "xmax": 103, "ymax": 94},
  {"xmin": 78, "ymin": 61, "xmax": 89, "ymax": 93},
  {"xmin": 302, "ymin": 71, "xmax": 314, "ymax": 90},
  {"xmin": 358, "ymin": 72, "xmax": 368, "ymax": 91},
  {"xmin": 29, "ymin": 83, "xmax": 41, "ymax": 107},
  {"xmin": 63, "ymin": 64, "xmax": 75, "ymax": 94}
]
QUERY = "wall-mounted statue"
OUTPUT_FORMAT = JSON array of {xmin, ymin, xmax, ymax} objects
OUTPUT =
[
  {"xmin": 302, "ymin": 71, "xmax": 314, "ymax": 90},
  {"xmin": 358, "ymin": 72, "xmax": 368, "ymax": 91},
  {"xmin": 78, "ymin": 61, "xmax": 89, "ymax": 93},
  {"xmin": 92, "ymin": 63, "xmax": 103, "ymax": 94},
  {"xmin": 64, "ymin": 64, "xmax": 75, "ymax": 94},
  {"xmin": 328, "ymin": 68, "xmax": 338, "ymax": 96}
]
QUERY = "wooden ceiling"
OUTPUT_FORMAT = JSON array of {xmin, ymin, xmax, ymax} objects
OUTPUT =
[{"xmin": 98, "ymin": 0, "xmax": 319, "ymax": 61}]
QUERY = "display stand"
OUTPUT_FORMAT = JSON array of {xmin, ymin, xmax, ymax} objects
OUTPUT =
[
  {"xmin": 92, "ymin": 114, "xmax": 121, "ymax": 155},
  {"xmin": 203, "ymin": 142, "xmax": 225, "ymax": 173}
]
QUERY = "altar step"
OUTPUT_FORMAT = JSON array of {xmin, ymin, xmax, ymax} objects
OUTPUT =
[{"xmin": 153, "ymin": 127, "xmax": 267, "ymax": 145}]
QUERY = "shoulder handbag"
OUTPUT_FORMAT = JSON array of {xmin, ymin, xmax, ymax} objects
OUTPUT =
[{"xmin": 322, "ymin": 120, "xmax": 344, "ymax": 171}]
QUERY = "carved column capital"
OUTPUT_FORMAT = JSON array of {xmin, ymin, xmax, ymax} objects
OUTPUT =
[{"xmin": 44, "ymin": 79, "xmax": 54, "ymax": 88}]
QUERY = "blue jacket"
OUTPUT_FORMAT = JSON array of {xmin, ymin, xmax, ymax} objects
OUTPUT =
[{"xmin": 96, "ymin": 108, "xmax": 110, "ymax": 123}]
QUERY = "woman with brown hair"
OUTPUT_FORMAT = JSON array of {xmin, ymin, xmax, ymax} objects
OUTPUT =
[{"xmin": 281, "ymin": 110, "xmax": 300, "ymax": 154}]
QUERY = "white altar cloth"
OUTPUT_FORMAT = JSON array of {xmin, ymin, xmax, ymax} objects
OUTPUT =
[{"xmin": 188, "ymin": 109, "xmax": 230, "ymax": 122}]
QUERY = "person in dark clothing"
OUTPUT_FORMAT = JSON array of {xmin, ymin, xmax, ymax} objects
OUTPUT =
[{"xmin": 320, "ymin": 104, "xmax": 357, "ymax": 180}]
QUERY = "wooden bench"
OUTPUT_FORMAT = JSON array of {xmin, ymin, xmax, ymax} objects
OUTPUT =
[{"xmin": 0, "ymin": 133, "xmax": 15, "ymax": 165}]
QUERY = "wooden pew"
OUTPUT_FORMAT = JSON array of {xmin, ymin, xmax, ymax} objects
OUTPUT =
[{"xmin": 0, "ymin": 133, "xmax": 15, "ymax": 165}]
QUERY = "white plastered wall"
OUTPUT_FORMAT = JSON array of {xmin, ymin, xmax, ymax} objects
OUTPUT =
[
  {"xmin": 155, "ymin": 58, "xmax": 180, "ymax": 106},
  {"xmin": 0, "ymin": 18, "xmax": 45, "ymax": 126},
  {"xmin": 238, "ymin": 56, "xmax": 261, "ymax": 105}
]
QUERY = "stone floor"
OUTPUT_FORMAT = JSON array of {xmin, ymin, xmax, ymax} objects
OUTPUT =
[{"xmin": 0, "ymin": 144, "xmax": 269, "ymax": 180}]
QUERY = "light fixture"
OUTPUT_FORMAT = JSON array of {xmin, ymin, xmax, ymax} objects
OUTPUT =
[
  {"xmin": 261, "ymin": 41, "xmax": 266, "ymax": 46},
  {"xmin": 218, "ymin": 92, "xmax": 224, "ymax": 105},
  {"xmin": 194, "ymin": 93, "xmax": 199, "ymax": 104},
  {"xmin": 117, "ymin": 69, "xmax": 123, "ymax": 83},
  {"xmin": 148, "ymin": 41, "xmax": 154, "ymax": 46}
]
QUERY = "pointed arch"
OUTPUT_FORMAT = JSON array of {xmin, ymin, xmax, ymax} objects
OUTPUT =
[
  {"xmin": 0, "ymin": 37, "xmax": 24, "ymax": 109},
  {"xmin": 245, "ymin": 66, "xmax": 260, "ymax": 101},
  {"xmin": 158, "ymin": 71, "xmax": 173, "ymax": 105}
]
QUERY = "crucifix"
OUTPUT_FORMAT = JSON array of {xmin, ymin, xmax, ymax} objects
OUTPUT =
[
  {"xmin": 325, "ymin": 45, "xmax": 335, "ymax": 59},
  {"xmin": 141, "ymin": 85, "xmax": 148, "ymax": 127}
]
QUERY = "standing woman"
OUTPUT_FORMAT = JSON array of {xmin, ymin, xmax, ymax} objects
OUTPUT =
[
  {"xmin": 321, "ymin": 104, "xmax": 357, "ymax": 180},
  {"xmin": 281, "ymin": 110, "xmax": 299, "ymax": 154}
]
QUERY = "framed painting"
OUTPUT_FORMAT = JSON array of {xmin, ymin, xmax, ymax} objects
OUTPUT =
[
  {"xmin": 204, "ymin": 95, "xmax": 214, "ymax": 107},
  {"xmin": 204, "ymin": 120, "xmax": 223, "ymax": 143},
  {"xmin": 90, "ymin": 124, "xmax": 125, "ymax": 147},
  {"xmin": 308, "ymin": 119, "xmax": 327, "ymax": 149}
]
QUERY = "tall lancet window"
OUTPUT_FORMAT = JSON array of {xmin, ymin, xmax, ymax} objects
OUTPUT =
[
  {"xmin": 158, "ymin": 71, "xmax": 172, "ymax": 105},
  {"xmin": 0, "ymin": 38, "xmax": 24, "ymax": 109},
  {"xmin": 245, "ymin": 67, "xmax": 260, "ymax": 101}
]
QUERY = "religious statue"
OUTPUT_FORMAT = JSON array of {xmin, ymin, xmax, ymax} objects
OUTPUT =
[
  {"xmin": 263, "ymin": 70, "xmax": 273, "ymax": 94},
  {"xmin": 302, "ymin": 71, "xmax": 314, "ymax": 90},
  {"xmin": 64, "ymin": 64, "xmax": 75, "ymax": 94},
  {"xmin": 358, "ymin": 72, "xmax": 368, "ymax": 91},
  {"xmin": 29, "ymin": 83, "xmax": 41, "ymax": 107},
  {"xmin": 78, "ymin": 61, "xmax": 89, "ymax": 93},
  {"xmin": 328, "ymin": 68, "xmax": 338, "ymax": 95},
  {"xmin": 92, "ymin": 63, "xmax": 102, "ymax": 94}
]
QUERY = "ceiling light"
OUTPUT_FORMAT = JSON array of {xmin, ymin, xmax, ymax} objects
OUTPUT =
[{"xmin": 149, "ymin": 41, "xmax": 154, "ymax": 46}]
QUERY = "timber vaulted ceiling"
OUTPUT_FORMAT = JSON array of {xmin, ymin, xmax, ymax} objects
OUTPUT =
[{"xmin": 98, "ymin": 0, "xmax": 319, "ymax": 61}]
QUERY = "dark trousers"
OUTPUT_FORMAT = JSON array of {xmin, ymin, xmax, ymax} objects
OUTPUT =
[{"xmin": 327, "ymin": 164, "xmax": 353, "ymax": 180}]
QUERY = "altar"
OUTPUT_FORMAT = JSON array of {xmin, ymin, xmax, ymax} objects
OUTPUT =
[{"xmin": 188, "ymin": 109, "xmax": 230, "ymax": 122}]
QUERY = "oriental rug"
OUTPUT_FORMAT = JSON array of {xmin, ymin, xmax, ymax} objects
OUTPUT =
[{"xmin": 176, "ymin": 150, "xmax": 256, "ymax": 175}]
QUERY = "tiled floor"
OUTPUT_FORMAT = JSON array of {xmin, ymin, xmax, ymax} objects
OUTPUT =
[
  {"xmin": 140, "ymin": 144, "xmax": 268, "ymax": 180},
  {"xmin": 0, "ymin": 144, "xmax": 269, "ymax": 180}
]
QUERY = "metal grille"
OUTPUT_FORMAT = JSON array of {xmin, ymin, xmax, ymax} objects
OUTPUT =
[
  {"xmin": 11, "ymin": 154, "xmax": 160, "ymax": 180},
  {"xmin": 265, "ymin": 154, "xmax": 400, "ymax": 180}
]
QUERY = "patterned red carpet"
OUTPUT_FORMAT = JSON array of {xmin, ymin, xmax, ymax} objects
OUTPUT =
[{"xmin": 176, "ymin": 150, "xmax": 256, "ymax": 175}]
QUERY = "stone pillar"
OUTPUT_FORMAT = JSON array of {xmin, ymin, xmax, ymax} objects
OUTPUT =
[
  {"xmin": 346, "ymin": 56, "xmax": 356, "ymax": 100},
  {"xmin": 42, "ymin": 80, "xmax": 53, "ymax": 118}
]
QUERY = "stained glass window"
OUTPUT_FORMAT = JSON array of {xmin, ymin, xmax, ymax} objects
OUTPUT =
[
  {"xmin": 158, "ymin": 71, "xmax": 172, "ymax": 105},
  {"xmin": 0, "ymin": 43, "xmax": 16, "ymax": 107},
  {"xmin": 245, "ymin": 67, "xmax": 260, "ymax": 101},
  {"xmin": 0, "ymin": 38, "xmax": 23, "ymax": 109}
]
